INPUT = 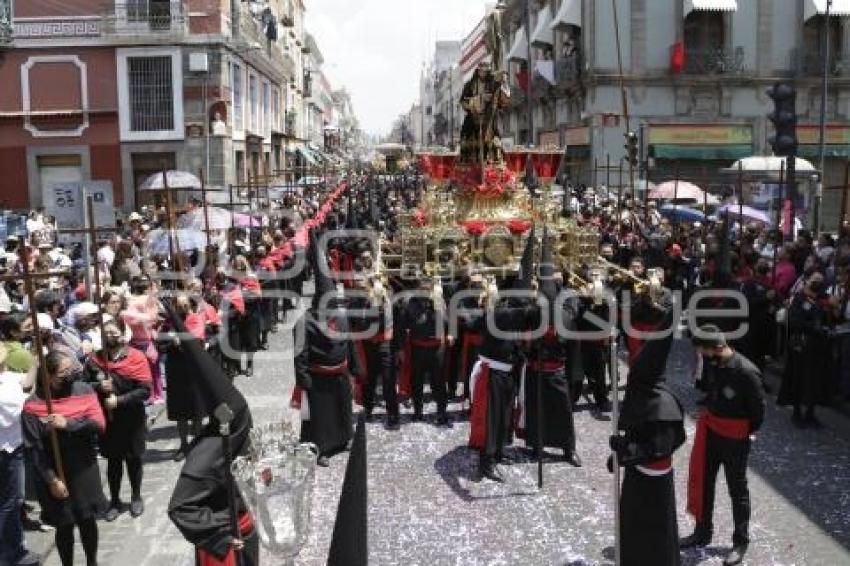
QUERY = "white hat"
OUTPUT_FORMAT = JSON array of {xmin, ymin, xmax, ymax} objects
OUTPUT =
[
  {"xmin": 128, "ymin": 212, "xmax": 143, "ymax": 222},
  {"xmin": 36, "ymin": 312, "xmax": 54, "ymax": 331},
  {"xmin": 67, "ymin": 302, "xmax": 99, "ymax": 327}
]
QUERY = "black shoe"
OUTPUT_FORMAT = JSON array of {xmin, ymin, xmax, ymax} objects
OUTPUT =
[
  {"xmin": 14, "ymin": 550, "xmax": 41, "ymax": 566},
  {"xmin": 481, "ymin": 464, "xmax": 505, "ymax": 483},
  {"xmin": 364, "ymin": 411, "xmax": 375, "ymax": 423},
  {"xmin": 435, "ymin": 413, "xmax": 450, "ymax": 427},
  {"xmin": 386, "ymin": 415, "xmax": 400, "ymax": 431},
  {"xmin": 173, "ymin": 448, "xmax": 187, "ymax": 462},
  {"xmin": 130, "ymin": 499, "xmax": 144, "ymax": 518},
  {"xmin": 317, "ymin": 455, "xmax": 330, "ymax": 467},
  {"xmin": 723, "ymin": 544, "xmax": 748, "ymax": 566},
  {"xmin": 679, "ymin": 531, "xmax": 712, "ymax": 548},
  {"xmin": 412, "ymin": 411, "xmax": 424, "ymax": 422},
  {"xmin": 564, "ymin": 451, "xmax": 583, "ymax": 467},
  {"xmin": 104, "ymin": 505, "xmax": 120, "ymax": 522},
  {"xmin": 791, "ymin": 413, "xmax": 806, "ymax": 428},
  {"xmin": 244, "ymin": 366, "xmax": 254, "ymax": 377},
  {"xmin": 804, "ymin": 415, "xmax": 824, "ymax": 429},
  {"xmin": 597, "ymin": 399, "xmax": 612, "ymax": 413}
]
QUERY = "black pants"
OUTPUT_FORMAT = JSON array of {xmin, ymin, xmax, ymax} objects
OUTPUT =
[
  {"xmin": 363, "ymin": 340, "xmax": 399, "ymax": 419},
  {"xmin": 696, "ymin": 430, "xmax": 751, "ymax": 546},
  {"xmin": 411, "ymin": 345, "xmax": 446, "ymax": 416},
  {"xmin": 581, "ymin": 341, "xmax": 609, "ymax": 405},
  {"xmin": 484, "ymin": 369, "xmax": 515, "ymax": 460}
]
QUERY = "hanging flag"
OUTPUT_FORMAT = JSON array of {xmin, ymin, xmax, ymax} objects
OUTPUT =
[
  {"xmin": 670, "ymin": 42, "xmax": 685, "ymax": 74},
  {"xmin": 516, "ymin": 67, "xmax": 530, "ymax": 94},
  {"xmin": 535, "ymin": 61, "xmax": 555, "ymax": 86}
]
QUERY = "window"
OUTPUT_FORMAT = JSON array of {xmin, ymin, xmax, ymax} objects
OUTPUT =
[
  {"xmin": 117, "ymin": 47, "xmax": 183, "ymax": 141},
  {"xmin": 263, "ymin": 82, "xmax": 270, "ymax": 137},
  {"xmin": 128, "ymin": 56, "xmax": 174, "ymax": 131},
  {"xmin": 802, "ymin": 16, "xmax": 843, "ymax": 75},
  {"xmin": 249, "ymin": 74, "xmax": 258, "ymax": 132},
  {"xmin": 684, "ymin": 11, "xmax": 724, "ymax": 53},
  {"xmin": 272, "ymin": 87, "xmax": 280, "ymax": 131},
  {"xmin": 232, "ymin": 63, "xmax": 243, "ymax": 131}
]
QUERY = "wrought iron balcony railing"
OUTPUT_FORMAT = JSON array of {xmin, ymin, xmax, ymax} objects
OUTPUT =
[
  {"xmin": 793, "ymin": 47, "xmax": 846, "ymax": 77},
  {"xmin": 682, "ymin": 46, "xmax": 745, "ymax": 75},
  {"xmin": 556, "ymin": 53, "xmax": 582, "ymax": 87},
  {"xmin": 104, "ymin": 2, "xmax": 187, "ymax": 35}
]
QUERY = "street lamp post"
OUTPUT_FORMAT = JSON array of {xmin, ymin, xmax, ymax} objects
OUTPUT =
[{"xmin": 524, "ymin": 0, "xmax": 534, "ymax": 147}]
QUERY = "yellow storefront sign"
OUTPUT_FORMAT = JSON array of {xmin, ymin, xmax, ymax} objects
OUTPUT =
[
  {"xmin": 798, "ymin": 125, "xmax": 850, "ymax": 145},
  {"xmin": 649, "ymin": 124, "xmax": 752, "ymax": 145}
]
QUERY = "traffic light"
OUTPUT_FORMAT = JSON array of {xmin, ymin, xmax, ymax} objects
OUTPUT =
[
  {"xmin": 624, "ymin": 131, "xmax": 639, "ymax": 168},
  {"xmin": 766, "ymin": 82, "xmax": 797, "ymax": 157}
]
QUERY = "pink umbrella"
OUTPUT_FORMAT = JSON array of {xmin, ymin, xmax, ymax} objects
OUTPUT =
[{"xmin": 649, "ymin": 181, "xmax": 720, "ymax": 204}]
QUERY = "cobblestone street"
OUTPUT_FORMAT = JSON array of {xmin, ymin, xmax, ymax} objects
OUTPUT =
[{"xmin": 24, "ymin": 315, "xmax": 850, "ymax": 565}]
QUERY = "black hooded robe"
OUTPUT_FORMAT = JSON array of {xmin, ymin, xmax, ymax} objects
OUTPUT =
[
  {"xmin": 612, "ymin": 313, "xmax": 685, "ymax": 566},
  {"xmin": 295, "ymin": 312, "xmax": 360, "ymax": 456},
  {"xmin": 165, "ymin": 305, "xmax": 259, "ymax": 566}
]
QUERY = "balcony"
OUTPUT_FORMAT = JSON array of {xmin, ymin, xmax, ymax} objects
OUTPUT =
[
  {"xmin": 285, "ymin": 112, "xmax": 297, "ymax": 137},
  {"xmin": 793, "ymin": 47, "xmax": 846, "ymax": 77},
  {"xmin": 555, "ymin": 54, "xmax": 583, "ymax": 89},
  {"xmin": 677, "ymin": 46, "xmax": 745, "ymax": 75},
  {"xmin": 103, "ymin": 2, "xmax": 187, "ymax": 36}
]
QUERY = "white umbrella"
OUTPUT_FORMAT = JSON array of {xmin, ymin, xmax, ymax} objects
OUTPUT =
[
  {"xmin": 650, "ymin": 181, "xmax": 720, "ymax": 204},
  {"xmin": 139, "ymin": 170, "xmax": 202, "ymax": 191},
  {"xmin": 176, "ymin": 207, "xmax": 233, "ymax": 231},
  {"xmin": 724, "ymin": 155, "xmax": 817, "ymax": 175}
]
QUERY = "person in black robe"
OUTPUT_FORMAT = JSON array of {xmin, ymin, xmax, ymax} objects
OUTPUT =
[
  {"xmin": 22, "ymin": 349, "xmax": 107, "ymax": 566},
  {"xmin": 165, "ymin": 303, "xmax": 259, "ymax": 566},
  {"xmin": 293, "ymin": 229, "xmax": 360, "ymax": 466},
  {"xmin": 779, "ymin": 271, "xmax": 831, "ymax": 427},
  {"xmin": 87, "ymin": 319, "xmax": 152, "ymax": 521},
  {"xmin": 397, "ymin": 278, "xmax": 450, "ymax": 425},
  {"xmin": 520, "ymin": 229, "xmax": 582, "ymax": 466},
  {"xmin": 608, "ymin": 306, "xmax": 685, "ymax": 566}
]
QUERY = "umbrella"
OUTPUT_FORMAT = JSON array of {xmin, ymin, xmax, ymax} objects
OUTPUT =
[
  {"xmin": 176, "ymin": 207, "xmax": 233, "ymax": 231},
  {"xmin": 659, "ymin": 205, "xmax": 705, "ymax": 223},
  {"xmin": 717, "ymin": 203, "xmax": 772, "ymax": 225},
  {"xmin": 139, "ymin": 170, "xmax": 202, "ymax": 191},
  {"xmin": 233, "ymin": 213, "xmax": 268, "ymax": 228},
  {"xmin": 145, "ymin": 229, "xmax": 206, "ymax": 255},
  {"xmin": 650, "ymin": 181, "xmax": 719, "ymax": 204}
]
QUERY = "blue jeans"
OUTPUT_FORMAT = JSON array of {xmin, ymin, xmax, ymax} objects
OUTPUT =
[{"xmin": 0, "ymin": 447, "xmax": 27, "ymax": 563}]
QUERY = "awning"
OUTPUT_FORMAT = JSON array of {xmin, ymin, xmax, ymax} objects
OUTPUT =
[
  {"xmin": 296, "ymin": 146, "xmax": 318, "ymax": 166},
  {"xmin": 651, "ymin": 144, "xmax": 752, "ymax": 160},
  {"xmin": 507, "ymin": 28, "xmax": 528, "ymax": 63},
  {"xmin": 798, "ymin": 144, "xmax": 850, "ymax": 158},
  {"xmin": 551, "ymin": 0, "xmax": 581, "ymax": 30},
  {"xmin": 531, "ymin": 7, "xmax": 554, "ymax": 48},
  {"xmin": 805, "ymin": 0, "xmax": 850, "ymax": 21},
  {"xmin": 684, "ymin": 0, "xmax": 738, "ymax": 17}
]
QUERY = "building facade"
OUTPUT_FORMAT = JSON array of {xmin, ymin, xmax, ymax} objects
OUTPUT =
[
  {"xmin": 493, "ymin": 0, "xmax": 850, "ymax": 229},
  {"xmin": 0, "ymin": 0, "xmax": 336, "ymax": 211}
]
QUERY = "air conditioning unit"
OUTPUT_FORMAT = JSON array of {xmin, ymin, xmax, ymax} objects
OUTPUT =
[{"xmin": 189, "ymin": 52, "xmax": 209, "ymax": 73}]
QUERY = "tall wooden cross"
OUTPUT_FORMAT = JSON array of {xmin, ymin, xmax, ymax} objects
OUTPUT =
[{"xmin": 0, "ymin": 247, "xmax": 70, "ymax": 482}]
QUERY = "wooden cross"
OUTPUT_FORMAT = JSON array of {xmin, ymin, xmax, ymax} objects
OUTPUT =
[{"xmin": 0, "ymin": 247, "xmax": 70, "ymax": 483}]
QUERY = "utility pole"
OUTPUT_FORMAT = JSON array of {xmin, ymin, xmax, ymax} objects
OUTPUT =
[
  {"xmin": 815, "ymin": 0, "xmax": 833, "ymax": 238},
  {"xmin": 524, "ymin": 0, "xmax": 534, "ymax": 147}
]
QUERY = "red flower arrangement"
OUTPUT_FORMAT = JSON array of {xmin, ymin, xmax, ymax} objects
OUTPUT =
[
  {"xmin": 413, "ymin": 209, "xmax": 428, "ymax": 227},
  {"xmin": 507, "ymin": 219, "xmax": 532, "ymax": 235},
  {"xmin": 463, "ymin": 220, "xmax": 487, "ymax": 236}
]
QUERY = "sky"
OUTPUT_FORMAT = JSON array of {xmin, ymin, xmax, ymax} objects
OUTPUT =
[{"xmin": 305, "ymin": 0, "xmax": 489, "ymax": 136}]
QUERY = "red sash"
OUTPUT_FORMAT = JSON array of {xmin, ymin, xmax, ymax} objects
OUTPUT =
[
  {"xmin": 686, "ymin": 411, "xmax": 750, "ymax": 521},
  {"xmin": 196, "ymin": 513, "xmax": 254, "ymax": 566},
  {"xmin": 289, "ymin": 361, "xmax": 349, "ymax": 410},
  {"xmin": 91, "ymin": 348, "xmax": 153, "ymax": 383},
  {"xmin": 468, "ymin": 362, "xmax": 490, "ymax": 450},
  {"xmin": 23, "ymin": 392, "xmax": 106, "ymax": 433}
]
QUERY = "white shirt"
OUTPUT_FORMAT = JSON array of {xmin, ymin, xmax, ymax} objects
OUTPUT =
[{"xmin": 0, "ymin": 370, "xmax": 28, "ymax": 453}]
